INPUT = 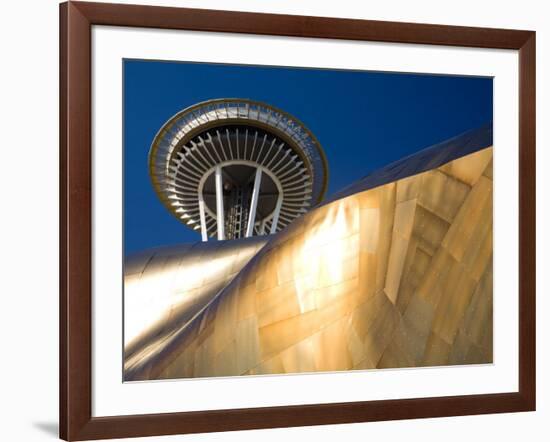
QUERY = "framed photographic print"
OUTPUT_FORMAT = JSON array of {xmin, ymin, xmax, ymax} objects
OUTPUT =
[{"xmin": 60, "ymin": 1, "xmax": 536, "ymax": 440}]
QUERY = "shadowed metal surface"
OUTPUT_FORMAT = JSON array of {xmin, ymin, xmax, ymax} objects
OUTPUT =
[{"xmin": 124, "ymin": 126, "xmax": 493, "ymax": 380}]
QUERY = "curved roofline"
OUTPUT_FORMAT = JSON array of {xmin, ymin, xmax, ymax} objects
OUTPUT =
[
  {"xmin": 320, "ymin": 122, "xmax": 493, "ymax": 207},
  {"xmin": 148, "ymin": 98, "xmax": 329, "ymax": 209},
  {"xmin": 147, "ymin": 97, "xmax": 329, "ymax": 233}
]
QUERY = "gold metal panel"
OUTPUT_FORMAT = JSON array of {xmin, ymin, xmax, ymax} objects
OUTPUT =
[
  {"xmin": 411, "ymin": 205, "xmax": 450, "ymax": 256},
  {"xmin": 350, "ymin": 291, "xmax": 387, "ymax": 340},
  {"xmin": 465, "ymin": 343, "xmax": 489, "ymax": 364},
  {"xmin": 235, "ymin": 316, "xmax": 261, "ymax": 374},
  {"xmin": 421, "ymin": 331, "xmax": 451, "ymax": 367},
  {"xmin": 254, "ymin": 249, "xmax": 280, "ymax": 292},
  {"xmin": 236, "ymin": 280, "xmax": 257, "ymax": 320},
  {"xmin": 378, "ymin": 319, "xmax": 416, "ymax": 369},
  {"xmin": 212, "ymin": 340, "xmax": 239, "ymax": 376},
  {"xmin": 402, "ymin": 294, "xmax": 435, "ymax": 362},
  {"xmin": 293, "ymin": 275, "xmax": 318, "ymax": 314},
  {"xmin": 353, "ymin": 356, "xmax": 377, "ymax": 370},
  {"xmin": 310, "ymin": 316, "xmax": 353, "ymax": 372},
  {"xmin": 385, "ymin": 197, "xmax": 419, "ymax": 309},
  {"xmin": 279, "ymin": 338, "xmax": 317, "ymax": 374},
  {"xmin": 462, "ymin": 214, "xmax": 493, "ymax": 282},
  {"xmin": 384, "ymin": 232, "xmax": 413, "ymax": 304},
  {"xmin": 416, "ymin": 248, "xmax": 458, "ymax": 308},
  {"xmin": 459, "ymin": 262, "xmax": 493, "ymax": 349},
  {"xmin": 396, "ymin": 247, "xmax": 431, "ymax": 314},
  {"xmin": 447, "ymin": 329, "xmax": 474, "ymax": 365},
  {"xmin": 396, "ymin": 174, "xmax": 421, "ymax": 203},
  {"xmin": 359, "ymin": 208, "xmax": 380, "ymax": 253},
  {"xmin": 373, "ymin": 184, "xmax": 397, "ymax": 292},
  {"xmin": 257, "ymin": 308, "xmax": 318, "ymax": 361},
  {"xmin": 317, "ymin": 253, "xmax": 359, "ymax": 289},
  {"xmin": 418, "ymin": 169, "xmax": 469, "ymax": 223},
  {"xmin": 431, "ymin": 264, "xmax": 477, "ymax": 345},
  {"xmin": 442, "ymin": 175, "xmax": 492, "ymax": 262},
  {"xmin": 258, "ymin": 291, "xmax": 354, "ymax": 362},
  {"xmin": 210, "ymin": 292, "xmax": 239, "ymax": 357},
  {"xmin": 357, "ymin": 252, "xmax": 378, "ymax": 301},
  {"xmin": 356, "ymin": 185, "xmax": 380, "ymax": 209},
  {"xmin": 314, "ymin": 277, "xmax": 359, "ymax": 310},
  {"xmin": 347, "ymin": 322, "xmax": 368, "ymax": 367},
  {"xmin": 249, "ymin": 353, "xmax": 285, "ymax": 375},
  {"xmin": 275, "ymin": 242, "xmax": 299, "ymax": 285},
  {"xmin": 361, "ymin": 294, "xmax": 401, "ymax": 367},
  {"xmin": 257, "ymin": 286, "xmax": 301, "ymax": 328},
  {"xmin": 438, "ymin": 146, "xmax": 493, "ymax": 186},
  {"xmin": 393, "ymin": 237, "xmax": 419, "ymax": 309},
  {"xmin": 393, "ymin": 198, "xmax": 417, "ymax": 237},
  {"xmin": 193, "ymin": 334, "xmax": 218, "ymax": 377}
]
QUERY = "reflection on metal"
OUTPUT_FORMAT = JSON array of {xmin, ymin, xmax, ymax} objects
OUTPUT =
[
  {"xmin": 124, "ymin": 236, "xmax": 267, "ymax": 367},
  {"xmin": 124, "ymin": 127, "xmax": 493, "ymax": 381},
  {"xmin": 148, "ymin": 99, "xmax": 329, "ymax": 240}
]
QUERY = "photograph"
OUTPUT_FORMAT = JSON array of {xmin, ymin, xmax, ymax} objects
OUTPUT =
[
  {"xmin": 123, "ymin": 60, "xmax": 494, "ymax": 381},
  {"xmin": 2, "ymin": 0, "xmax": 544, "ymax": 440}
]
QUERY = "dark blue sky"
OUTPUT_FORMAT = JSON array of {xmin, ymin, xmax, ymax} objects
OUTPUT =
[{"xmin": 124, "ymin": 59, "xmax": 492, "ymax": 255}]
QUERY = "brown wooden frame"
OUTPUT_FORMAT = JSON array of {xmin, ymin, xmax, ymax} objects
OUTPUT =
[{"xmin": 59, "ymin": 1, "xmax": 536, "ymax": 440}]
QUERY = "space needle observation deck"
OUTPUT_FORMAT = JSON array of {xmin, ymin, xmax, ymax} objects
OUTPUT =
[{"xmin": 149, "ymin": 99, "xmax": 328, "ymax": 241}]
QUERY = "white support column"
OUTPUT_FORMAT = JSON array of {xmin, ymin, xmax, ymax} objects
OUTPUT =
[
  {"xmin": 215, "ymin": 166, "xmax": 225, "ymax": 240},
  {"xmin": 198, "ymin": 193, "xmax": 208, "ymax": 242},
  {"xmin": 245, "ymin": 168, "xmax": 262, "ymax": 238},
  {"xmin": 259, "ymin": 219, "xmax": 267, "ymax": 235},
  {"xmin": 270, "ymin": 193, "xmax": 283, "ymax": 234}
]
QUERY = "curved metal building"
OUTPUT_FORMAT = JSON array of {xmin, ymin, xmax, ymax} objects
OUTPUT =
[
  {"xmin": 125, "ymin": 124, "xmax": 494, "ymax": 381},
  {"xmin": 124, "ymin": 236, "xmax": 267, "ymax": 373},
  {"xmin": 149, "ymin": 99, "xmax": 328, "ymax": 240}
]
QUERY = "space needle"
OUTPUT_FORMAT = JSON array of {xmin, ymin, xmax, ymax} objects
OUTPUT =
[{"xmin": 149, "ymin": 99, "xmax": 328, "ymax": 240}]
